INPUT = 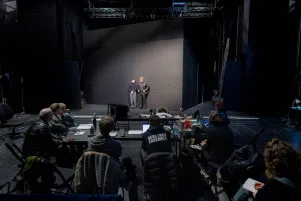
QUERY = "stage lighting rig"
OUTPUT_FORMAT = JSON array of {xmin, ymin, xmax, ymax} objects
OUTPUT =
[{"xmin": 84, "ymin": 0, "xmax": 214, "ymax": 19}]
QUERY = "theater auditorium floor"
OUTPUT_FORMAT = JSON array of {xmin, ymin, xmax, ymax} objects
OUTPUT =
[{"xmin": 1, "ymin": 103, "xmax": 301, "ymax": 200}]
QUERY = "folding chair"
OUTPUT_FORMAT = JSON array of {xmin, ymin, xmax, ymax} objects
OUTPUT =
[
  {"xmin": 0, "ymin": 182, "xmax": 11, "ymax": 194},
  {"xmin": 4, "ymin": 137, "xmax": 26, "ymax": 182},
  {"xmin": 3, "ymin": 137, "xmax": 75, "ymax": 194}
]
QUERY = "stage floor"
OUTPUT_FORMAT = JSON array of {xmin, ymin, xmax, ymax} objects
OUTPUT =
[{"xmin": 1, "ymin": 103, "xmax": 301, "ymax": 200}]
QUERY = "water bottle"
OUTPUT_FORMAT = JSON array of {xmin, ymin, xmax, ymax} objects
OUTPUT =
[
  {"xmin": 93, "ymin": 113, "xmax": 97, "ymax": 129},
  {"xmin": 199, "ymin": 115, "xmax": 204, "ymax": 125},
  {"xmin": 173, "ymin": 122, "xmax": 179, "ymax": 137}
]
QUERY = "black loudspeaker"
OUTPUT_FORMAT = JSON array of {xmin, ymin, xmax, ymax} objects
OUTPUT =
[
  {"xmin": 108, "ymin": 104, "xmax": 129, "ymax": 120},
  {"xmin": 0, "ymin": 104, "xmax": 13, "ymax": 123},
  {"xmin": 62, "ymin": 61, "xmax": 81, "ymax": 109}
]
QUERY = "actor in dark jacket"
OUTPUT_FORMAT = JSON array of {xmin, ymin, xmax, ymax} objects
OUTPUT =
[
  {"xmin": 88, "ymin": 116, "xmax": 122, "ymax": 159},
  {"xmin": 202, "ymin": 111, "xmax": 234, "ymax": 164},
  {"xmin": 129, "ymin": 79, "xmax": 138, "ymax": 108},
  {"xmin": 137, "ymin": 77, "xmax": 150, "ymax": 109}
]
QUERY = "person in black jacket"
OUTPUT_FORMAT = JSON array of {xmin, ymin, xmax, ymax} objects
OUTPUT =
[
  {"xmin": 233, "ymin": 139, "xmax": 301, "ymax": 201},
  {"xmin": 128, "ymin": 79, "xmax": 138, "ymax": 108},
  {"xmin": 141, "ymin": 115, "xmax": 172, "ymax": 165},
  {"xmin": 137, "ymin": 77, "xmax": 150, "ymax": 109},
  {"xmin": 22, "ymin": 108, "xmax": 62, "ymax": 159},
  {"xmin": 23, "ymin": 108, "xmax": 78, "ymax": 167},
  {"xmin": 201, "ymin": 111, "xmax": 234, "ymax": 165}
]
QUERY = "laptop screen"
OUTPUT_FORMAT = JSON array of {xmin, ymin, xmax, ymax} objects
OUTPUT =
[{"xmin": 142, "ymin": 124, "xmax": 150, "ymax": 133}]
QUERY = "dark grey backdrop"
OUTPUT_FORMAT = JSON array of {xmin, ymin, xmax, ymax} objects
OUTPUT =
[{"xmin": 83, "ymin": 19, "xmax": 183, "ymax": 110}]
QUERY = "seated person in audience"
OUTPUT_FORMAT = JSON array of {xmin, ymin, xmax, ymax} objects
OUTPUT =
[
  {"xmin": 88, "ymin": 116, "xmax": 122, "ymax": 159},
  {"xmin": 49, "ymin": 103, "xmax": 68, "ymax": 135},
  {"xmin": 22, "ymin": 108, "xmax": 63, "ymax": 159},
  {"xmin": 88, "ymin": 116, "xmax": 138, "ymax": 200},
  {"xmin": 201, "ymin": 111, "xmax": 234, "ymax": 166},
  {"xmin": 141, "ymin": 115, "xmax": 172, "ymax": 164},
  {"xmin": 215, "ymin": 101, "xmax": 230, "ymax": 125},
  {"xmin": 233, "ymin": 138, "xmax": 301, "ymax": 201},
  {"xmin": 59, "ymin": 103, "xmax": 78, "ymax": 127}
]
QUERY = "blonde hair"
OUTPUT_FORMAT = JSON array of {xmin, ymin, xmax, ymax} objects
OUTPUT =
[
  {"xmin": 140, "ymin": 77, "xmax": 144, "ymax": 81},
  {"xmin": 50, "ymin": 103, "xmax": 61, "ymax": 112},
  {"xmin": 59, "ymin": 103, "xmax": 66, "ymax": 110}
]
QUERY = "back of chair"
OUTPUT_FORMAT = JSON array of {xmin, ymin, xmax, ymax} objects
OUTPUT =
[
  {"xmin": 74, "ymin": 151, "xmax": 120, "ymax": 194},
  {"xmin": 4, "ymin": 137, "xmax": 25, "ymax": 164},
  {"xmin": 216, "ymin": 145, "xmax": 260, "ymax": 197},
  {"xmin": 144, "ymin": 152, "xmax": 181, "ymax": 201}
]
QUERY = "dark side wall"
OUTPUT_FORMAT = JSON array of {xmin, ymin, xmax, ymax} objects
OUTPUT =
[
  {"xmin": 17, "ymin": 0, "xmax": 82, "ymax": 113},
  {"xmin": 83, "ymin": 19, "xmax": 184, "ymax": 110},
  {"xmin": 182, "ymin": 19, "xmax": 214, "ymax": 110},
  {"xmin": 244, "ymin": 0, "xmax": 291, "ymax": 115}
]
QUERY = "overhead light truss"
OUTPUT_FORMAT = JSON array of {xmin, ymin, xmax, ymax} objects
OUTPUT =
[
  {"xmin": 88, "ymin": 12, "xmax": 213, "ymax": 19},
  {"xmin": 84, "ymin": 0, "xmax": 214, "ymax": 18},
  {"xmin": 84, "ymin": 7, "xmax": 214, "ymax": 18}
]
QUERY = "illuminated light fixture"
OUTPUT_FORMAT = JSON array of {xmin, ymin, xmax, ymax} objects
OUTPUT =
[{"xmin": 172, "ymin": 2, "xmax": 186, "ymax": 6}]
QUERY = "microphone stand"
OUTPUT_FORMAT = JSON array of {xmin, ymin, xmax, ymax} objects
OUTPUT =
[{"xmin": 21, "ymin": 77, "xmax": 25, "ymax": 113}]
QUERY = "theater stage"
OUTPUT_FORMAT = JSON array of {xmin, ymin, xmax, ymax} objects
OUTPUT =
[{"xmin": 1, "ymin": 102, "xmax": 301, "ymax": 200}]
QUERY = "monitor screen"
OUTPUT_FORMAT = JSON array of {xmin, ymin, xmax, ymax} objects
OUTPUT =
[{"xmin": 142, "ymin": 124, "xmax": 150, "ymax": 133}]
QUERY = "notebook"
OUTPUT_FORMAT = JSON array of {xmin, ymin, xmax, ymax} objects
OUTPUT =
[
  {"xmin": 77, "ymin": 124, "xmax": 93, "ymax": 129},
  {"xmin": 142, "ymin": 124, "xmax": 150, "ymax": 133},
  {"xmin": 243, "ymin": 178, "xmax": 264, "ymax": 193},
  {"xmin": 128, "ymin": 130, "xmax": 143, "ymax": 135},
  {"xmin": 74, "ymin": 131, "xmax": 85, "ymax": 136}
]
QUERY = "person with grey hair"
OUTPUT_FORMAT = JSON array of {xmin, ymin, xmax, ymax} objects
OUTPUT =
[{"xmin": 22, "ymin": 108, "xmax": 62, "ymax": 159}]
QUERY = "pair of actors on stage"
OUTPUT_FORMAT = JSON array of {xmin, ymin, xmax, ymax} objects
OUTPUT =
[{"xmin": 129, "ymin": 77, "xmax": 149, "ymax": 109}]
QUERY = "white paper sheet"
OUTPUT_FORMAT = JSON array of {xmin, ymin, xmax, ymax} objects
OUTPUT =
[
  {"xmin": 109, "ymin": 132, "xmax": 118, "ymax": 137},
  {"xmin": 77, "ymin": 124, "xmax": 93, "ymax": 129},
  {"xmin": 74, "ymin": 131, "xmax": 85, "ymax": 136},
  {"xmin": 243, "ymin": 178, "xmax": 264, "ymax": 193},
  {"xmin": 128, "ymin": 130, "xmax": 143, "ymax": 135}
]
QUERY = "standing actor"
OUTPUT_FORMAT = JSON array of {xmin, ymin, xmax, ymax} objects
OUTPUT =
[
  {"xmin": 129, "ymin": 79, "xmax": 138, "ymax": 108},
  {"xmin": 137, "ymin": 77, "xmax": 150, "ymax": 109}
]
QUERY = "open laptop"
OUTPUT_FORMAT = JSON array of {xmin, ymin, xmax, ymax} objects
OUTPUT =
[{"xmin": 142, "ymin": 123, "xmax": 150, "ymax": 133}]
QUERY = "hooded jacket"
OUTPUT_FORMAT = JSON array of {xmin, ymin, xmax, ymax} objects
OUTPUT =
[
  {"xmin": 141, "ymin": 125, "xmax": 172, "ymax": 155},
  {"xmin": 87, "ymin": 134, "xmax": 122, "ymax": 159}
]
